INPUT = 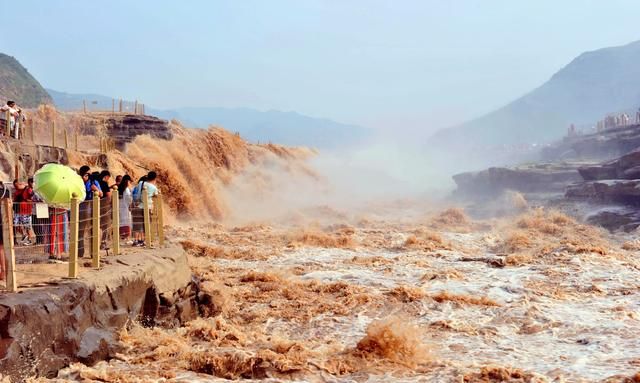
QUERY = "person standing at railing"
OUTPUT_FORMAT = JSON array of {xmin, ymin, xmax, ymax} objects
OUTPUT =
[
  {"xmin": 30, "ymin": 178, "xmax": 47, "ymax": 247},
  {"xmin": 78, "ymin": 166, "xmax": 102, "ymax": 258},
  {"xmin": 131, "ymin": 175, "xmax": 147, "ymax": 247},
  {"xmin": 48, "ymin": 205, "xmax": 67, "ymax": 261},
  {"xmin": 131, "ymin": 171, "xmax": 158, "ymax": 247},
  {"xmin": 22, "ymin": 178, "xmax": 36, "ymax": 245},
  {"xmin": 0, "ymin": 101, "xmax": 20, "ymax": 137},
  {"xmin": 14, "ymin": 108, "xmax": 26, "ymax": 140},
  {"xmin": 98, "ymin": 170, "xmax": 114, "ymax": 250},
  {"xmin": 12, "ymin": 179, "xmax": 35, "ymax": 245},
  {"xmin": 118, "ymin": 175, "xmax": 133, "ymax": 244}
]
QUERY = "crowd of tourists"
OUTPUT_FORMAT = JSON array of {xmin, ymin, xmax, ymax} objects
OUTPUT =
[
  {"xmin": 0, "ymin": 99, "xmax": 162, "ymax": 283},
  {"xmin": 0, "ymin": 100, "xmax": 27, "ymax": 139},
  {"xmin": 0, "ymin": 166, "xmax": 160, "ymax": 280},
  {"xmin": 77, "ymin": 166, "xmax": 159, "ymax": 257}
]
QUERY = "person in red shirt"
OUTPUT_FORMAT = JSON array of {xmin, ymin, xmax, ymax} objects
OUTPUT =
[{"xmin": 13, "ymin": 179, "xmax": 35, "ymax": 245}]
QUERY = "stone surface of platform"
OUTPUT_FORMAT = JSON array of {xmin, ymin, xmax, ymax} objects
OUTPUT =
[{"xmin": 0, "ymin": 245, "xmax": 195, "ymax": 382}]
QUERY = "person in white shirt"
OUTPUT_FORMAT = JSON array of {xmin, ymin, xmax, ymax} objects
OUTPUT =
[
  {"xmin": 118, "ymin": 175, "xmax": 134, "ymax": 243},
  {"xmin": 0, "ymin": 101, "xmax": 26, "ymax": 138},
  {"xmin": 131, "ymin": 171, "xmax": 159, "ymax": 246}
]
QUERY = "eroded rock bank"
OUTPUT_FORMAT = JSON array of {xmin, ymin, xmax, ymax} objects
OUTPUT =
[
  {"xmin": 452, "ymin": 163, "xmax": 585, "ymax": 198},
  {"xmin": 541, "ymin": 123, "xmax": 640, "ymax": 161},
  {"xmin": 77, "ymin": 113, "xmax": 173, "ymax": 151},
  {"xmin": 0, "ymin": 246, "xmax": 200, "ymax": 382}
]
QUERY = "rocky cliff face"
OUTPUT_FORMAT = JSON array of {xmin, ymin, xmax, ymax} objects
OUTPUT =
[
  {"xmin": 0, "ymin": 54, "xmax": 52, "ymax": 107},
  {"xmin": 567, "ymin": 148, "xmax": 640, "ymax": 204},
  {"xmin": 541, "ymin": 124, "xmax": 640, "ymax": 162},
  {"xmin": 452, "ymin": 163, "xmax": 584, "ymax": 198},
  {"xmin": 563, "ymin": 148, "xmax": 640, "ymax": 231},
  {"xmin": 577, "ymin": 149, "xmax": 640, "ymax": 180},
  {"xmin": 0, "ymin": 139, "xmax": 68, "ymax": 181},
  {"xmin": 451, "ymin": 120, "xmax": 640, "ymax": 231},
  {"xmin": 75, "ymin": 113, "xmax": 173, "ymax": 151},
  {"xmin": 104, "ymin": 114, "xmax": 173, "ymax": 150},
  {"xmin": 0, "ymin": 246, "xmax": 200, "ymax": 382},
  {"xmin": 566, "ymin": 179, "xmax": 640, "ymax": 206}
]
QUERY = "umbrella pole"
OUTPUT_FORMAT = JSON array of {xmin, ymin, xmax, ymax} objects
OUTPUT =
[{"xmin": 69, "ymin": 194, "xmax": 79, "ymax": 278}]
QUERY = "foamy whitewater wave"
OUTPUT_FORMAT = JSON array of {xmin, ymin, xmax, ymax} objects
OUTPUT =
[{"xmin": 46, "ymin": 207, "xmax": 640, "ymax": 382}]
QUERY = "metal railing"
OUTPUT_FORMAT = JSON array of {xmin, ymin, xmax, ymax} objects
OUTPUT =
[
  {"xmin": 1, "ymin": 186, "xmax": 165, "ymax": 292},
  {"xmin": 2, "ymin": 110, "xmax": 132, "ymax": 155},
  {"xmin": 76, "ymin": 98, "xmax": 146, "ymax": 115}
]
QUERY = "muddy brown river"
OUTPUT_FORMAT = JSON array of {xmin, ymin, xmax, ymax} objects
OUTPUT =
[{"xmin": 44, "ymin": 207, "xmax": 640, "ymax": 382}]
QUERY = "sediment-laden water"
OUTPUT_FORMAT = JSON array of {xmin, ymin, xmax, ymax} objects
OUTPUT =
[{"xmin": 41, "ymin": 207, "xmax": 640, "ymax": 382}]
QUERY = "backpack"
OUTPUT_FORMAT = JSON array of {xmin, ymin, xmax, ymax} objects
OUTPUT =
[{"xmin": 132, "ymin": 181, "xmax": 145, "ymax": 204}]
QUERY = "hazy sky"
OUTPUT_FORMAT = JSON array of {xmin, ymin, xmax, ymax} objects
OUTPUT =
[{"xmin": 4, "ymin": 0, "xmax": 640, "ymax": 133}]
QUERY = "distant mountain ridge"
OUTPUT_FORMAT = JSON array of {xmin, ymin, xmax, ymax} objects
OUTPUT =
[
  {"xmin": 47, "ymin": 89, "xmax": 370, "ymax": 149},
  {"xmin": 0, "ymin": 54, "xmax": 52, "ymax": 107},
  {"xmin": 430, "ymin": 39, "xmax": 640, "ymax": 149}
]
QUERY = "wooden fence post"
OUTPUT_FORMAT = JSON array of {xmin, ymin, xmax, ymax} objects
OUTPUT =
[
  {"xmin": 157, "ymin": 193, "xmax": 164, "ymax": 246},
  {"xmin": 112, "ymin": 190, "xmax": 120, "ymax": 255},
  {"xmin": 92, "ymin": 193, "xmax": 100, "ymax": 268},
  {"xmin": 152, "ymin": 194, "xmax": 159, "ymax": 244},
  {"xmin": 30, "ymin": 120, "xmax": 35, "ymax": 142},
  {"xmin": 69, "ymin": 193, "xmax": 79, "ymax": 278},
  {"xmin": 75, "ymin": 131, "xmax": 79, "ymax": 151},
  {"xmin": 112, "ymin": 99, "xmax": 115, "ymax": 114},
  {"xmin": 2, "ymin": 198, "xmax": 17, "ymax": 291},
  {"xmin": 142, "ymin": 187, "xmax": 151, "ymax": 247},
  {"xmin": 51, "ymin": 121, "xmax": 56, "ymax": 147},
  {"xmin": 64, "ymin": 129, "xmax": 68, "ymax": 149}
]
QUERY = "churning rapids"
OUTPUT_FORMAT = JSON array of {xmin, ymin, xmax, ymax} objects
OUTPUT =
[{"xmin": 39, "ymin": 204, "xmax": 640, "ymax": 382}]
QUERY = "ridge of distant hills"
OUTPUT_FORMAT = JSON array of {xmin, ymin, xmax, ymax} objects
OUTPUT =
[
  {"xmin": 426, "ymin": 39, "xmax": 640, "ymax": 172},
  {"xmin": 46, "ymin": 89, "xmax": 370, "ymax": 149},
  {"xmin": 430, "ymin": 39, "xmax": 640, "ymax": 150},
  {"xmin": 0, "ymin": 54, "xmax": 51, "ymax": 107},
  {"xmin": 7, "ymin": 37, "xmax": 640, "ymax": 157}
]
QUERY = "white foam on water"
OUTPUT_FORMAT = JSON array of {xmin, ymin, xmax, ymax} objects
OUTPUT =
[{"xmin": 54, "ymin": 222, "xmax": 640, "ymax": 382}]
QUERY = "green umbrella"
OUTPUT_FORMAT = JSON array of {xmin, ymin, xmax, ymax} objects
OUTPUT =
[{"xmin": 33, "ymin": 163, "xmax": 86, "ymax": 208}]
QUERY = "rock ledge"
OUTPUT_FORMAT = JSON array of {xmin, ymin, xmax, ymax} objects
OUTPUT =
[{"xmin": 0, "ymin": 245, "xmax": 195, "ymax": 382}]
